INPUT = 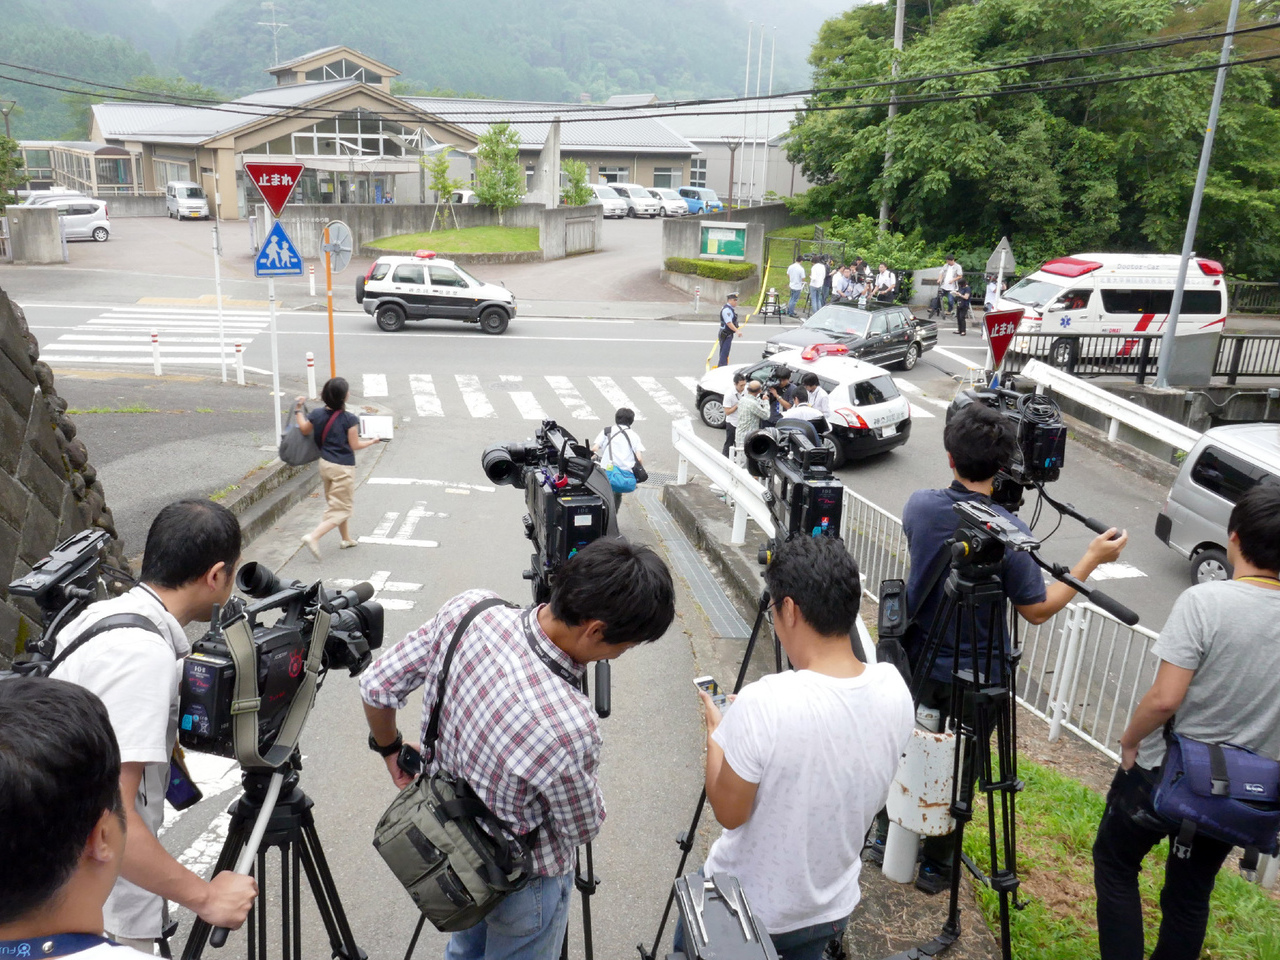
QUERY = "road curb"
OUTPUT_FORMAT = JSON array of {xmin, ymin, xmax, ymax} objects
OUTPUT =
[
  {"xmin": 661, "ymin": 482, "xmax": 764, "ymax": 625},
  {"xmin": 1062, "ymin": 411, "xmax": 1180, "ymax": 488},
  {"xmin": 222, "ymin": 459, "xmax": 322, "ymax": 547}
]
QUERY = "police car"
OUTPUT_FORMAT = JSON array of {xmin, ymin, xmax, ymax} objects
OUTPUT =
[
  {"xmin": 355, "ymin": 250, "xmax": 517, "ymax": 334},
  {"xmin": 694, "ymin": 344, "xmax": 912, "ymax": 467}
]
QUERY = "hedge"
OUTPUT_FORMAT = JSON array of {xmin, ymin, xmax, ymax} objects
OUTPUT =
[{"xmin": 664, "ymin": 257, "xmax": 757, "ymax": 282}]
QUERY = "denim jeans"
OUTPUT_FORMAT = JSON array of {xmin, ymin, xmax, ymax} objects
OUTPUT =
[
  {"xmin": 1092, "ymin": 765, "xmax": 1232, "ymax": 960},
  {"xmin": 444, "ymin": 874, "xmax": 573, "ymax": 960},
  {"xmin": 787, "ymin": 288, "xmax": 802, "ymax": 316},
  {"xmin": 809, "ymin": 285, "xmax": 825, "ymax": 312}
]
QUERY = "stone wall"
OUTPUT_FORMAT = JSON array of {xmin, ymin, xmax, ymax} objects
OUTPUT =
[
  {"xmin": 103, "ymin": 195, "xmax": 168, "ymax": 218},
  {"xmin": 0, "ymin": 288, "xmax": 129, "ymax": 665}
]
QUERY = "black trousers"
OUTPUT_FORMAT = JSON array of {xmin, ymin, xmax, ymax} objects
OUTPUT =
[
  {"xmin": 1092, "ymin": 765, "xmax": 1232, "ymax": 960},
  {"xmin": 956, "ymin": 304, "xmax": 969, "ymax": 334},
  {"xmin": 722, "ymin": 423, "xmax": 737, "ymax": 458}
]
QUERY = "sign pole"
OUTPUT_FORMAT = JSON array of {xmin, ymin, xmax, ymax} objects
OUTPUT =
[
  {"xmin": 987, "ymin": 246, "xmax": 1006, "ymax": 376},
  {"xmin": 268, "ymin": 277, "xmax": 282, "ymax": 443},
  {"xmin": 212, "ymin": 221, "xmax": 227, "ymax": 382},
  {"xmin": 325, "ymin": 226, "xmax": 336, "ymax": 378}
]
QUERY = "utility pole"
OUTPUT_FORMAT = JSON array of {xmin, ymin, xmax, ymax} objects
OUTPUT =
[
  {"xmin": 257, "ymin": 2, "xmax": 289, "ymax": 67},
  {"xmin": 725, "ymin": 140, "xmax": 740, "ymax": 211},
  {"xmin": 0, "ymin": 100, "xmax": 15, "ymax": 140},
  {"xmin": 761, "ymin": 29, "xmax": 776, "ymax": 202},
  {"xmin": 878, "ymin": 0, "xmax": 906, "ymax": 231},
  {"xmin": 747, "ymin": 25, "xmax": 765, "ymax": 206},
  {"xmin": 739, "ymin": 22, "xmax": 753, "ymax": 206},
  {"xmin": 1155, "ymin": 0, "xmax": 1240, "ymax": 389}
]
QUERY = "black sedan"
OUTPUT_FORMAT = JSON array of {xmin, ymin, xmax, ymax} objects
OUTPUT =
[{"xmin": 763, "ymin": 303, "xmax": 938, "ymax": 370}]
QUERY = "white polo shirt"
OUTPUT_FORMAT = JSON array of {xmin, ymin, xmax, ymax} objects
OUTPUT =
[
  {"xmin": 593, "ymin": 426, "xmax": 645, "ymax": 470},
  {"xmin": 54, "ymin": 585, "xmax": 190, "ymax": 939}
]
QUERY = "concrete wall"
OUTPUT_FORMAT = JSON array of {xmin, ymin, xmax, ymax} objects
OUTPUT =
[
  {"xmin": 662, "ymin": 269, "xmax": 760, "ymax": 302},
  {"xmin": 103, "ymin": 195, "xmax": 167, "ymax": 217},
  {"xmin": 662, "ymin": 218, "xmax": 765, "ymax": 270},
  {"xmin": 0, "ymin": 290, "xmax": 131, "ymax": 666},
  {"xmin": 539, "ymin": 204, "xmax": 602, "ymax": 260},
  {"xmin": 6, "ymin": 207, "xmax": 64, "ymax": 264},
  {"xmin": 699, "ymin": 201, "xmax": 807, "ymax": 235}
]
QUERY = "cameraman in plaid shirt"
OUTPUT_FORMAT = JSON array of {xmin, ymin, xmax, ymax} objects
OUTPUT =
[{"xmin": 360, "ymin": 539, "xmax": 675, "ymax": 960}]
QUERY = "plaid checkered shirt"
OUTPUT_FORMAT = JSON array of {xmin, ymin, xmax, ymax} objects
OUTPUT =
[{"xmin": 359, "ymin": 589, "xmax": 604, "ymax": 876}]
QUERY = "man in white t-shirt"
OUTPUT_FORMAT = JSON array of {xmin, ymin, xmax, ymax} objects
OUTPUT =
[
  {"xmin": 809, "ymin": 259, "xmax": 828, "ymax": 313},
  {"xmin": 800, "ymin": 372, "xmax": 831, "ymax": 419},
  {"xmin": 592, "ymin": 407, "xmax": 645, "ymax": 511},
  {"xmin": 54, "ymin": 500, "xmax": 257, "ymax": 953},
  {"xmin": 938, "ymin": 254, "xmax": 963, "ymax": 314},
  {"xmin": 721, "ymin": 372, "xmax": 748, "ymax": 459},
  {"xmin": 687, "ymin": 536, "xmax": 914, "ymax": 960},
  {"xmin": 872, "ymin": 262, "xmax": 896, "ymax": 303},
  {"xmin": 786, "ymin": 256, "xmax": 806, "ymax": 317},
  {"xmin": 0, "ymin": 677, "xmax": 151, "ymax": 957}
]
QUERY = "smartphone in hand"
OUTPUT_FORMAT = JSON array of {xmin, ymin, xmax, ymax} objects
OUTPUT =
[{"xmin": 694, "ymin": 675, "xmax": 730, "ymax": 712}]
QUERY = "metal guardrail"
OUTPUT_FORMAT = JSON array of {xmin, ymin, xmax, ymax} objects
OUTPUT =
[
  {"xmin": 1215, "ymin": 333, "xmax": 1280, "ymax": 384},
  {"xmin": 0, "ymin": 217, "xmax": 9, "ymax": 263},
  {"xmin": 839, "ymin": 487, "xmax": 910, "ymax": 604},
  {"xmin": 671, "ymin": 418, "xmax": 775, "ymax": 544},
  {"xmin": 1018, "ymin": 359, "xmax": 1203, "ymax": 451},
  {"xmin": 1228, "ymin": 279, "xmax": 1280, "ymax": 314},
  {"xmin": 1003, "ymin": 331, "xmax": 1280, "ymax": 384}
]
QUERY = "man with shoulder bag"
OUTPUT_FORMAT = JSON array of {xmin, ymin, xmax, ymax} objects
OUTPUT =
[
  {"xmin": 360, "ymin": 539, "xmax": 676, "ymax": 960},
  {"xmin": 592, "ymin": 407, "xmax": 646, "ymax": 511},
  {"xmin": 1092, "ymin": 484, "xmax": 1280, "ymax": 960}
]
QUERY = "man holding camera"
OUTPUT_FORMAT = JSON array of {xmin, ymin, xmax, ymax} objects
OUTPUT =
[
  {"xmin": 0, "ymin": 677, "xmax": 142, "ymax": 957},
  {"xmin": 361, "ymin": 539, "xmax": 676, "ymax": 960},
  {"xmin": 897, "ymin": 404, "xmax": 1127, "ymax": 892},
  {"xmin": 689, "ymin": 536, "xmax": 913, "ymax": 960},
  {"xmin": 765, "ymin": 368, "xmax": 800, "ymax": 426},
  {"xmin": 1092, "ymin": 484, "xmax": 1280, "ymax": 960},
  {"xmin": 54, "ymin": 499, "xmax": 257, "ymax": 952}
]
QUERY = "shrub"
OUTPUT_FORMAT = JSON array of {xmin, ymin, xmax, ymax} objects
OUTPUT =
[{"xmin": 664, "ymin": 257, "xmax": 757, "ymax": 282}]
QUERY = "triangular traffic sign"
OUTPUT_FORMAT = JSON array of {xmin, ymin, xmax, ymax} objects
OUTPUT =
[
  {"xmin": 245, "ymin": 161, "xmax": 305, "ymax": 216},
  {"xmin": 255, "ymin": 221, "xmax": 304, "ymax": 277}
]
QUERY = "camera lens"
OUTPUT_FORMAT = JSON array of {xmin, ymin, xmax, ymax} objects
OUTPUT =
[
  {"xmin": 481, "ymin": 443, "xmax": 522, "ymax": 485},
  {"xmin": 236, "ymin": 561, "xmax": 283, "ymax": 598}
]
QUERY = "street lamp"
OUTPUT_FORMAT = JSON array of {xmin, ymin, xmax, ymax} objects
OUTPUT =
[
  {"xmin": 723, "ymin": 138, "xmax": 741, "ymax": 211},
  {"xmin": 0, "ymin": 101, "xmax": 16, "ymax": 140}
]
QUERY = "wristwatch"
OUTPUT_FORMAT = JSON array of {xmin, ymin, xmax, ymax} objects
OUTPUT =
[{"xmin": 368, "ymin": 731, "xmax": 403, "ymax": 757}]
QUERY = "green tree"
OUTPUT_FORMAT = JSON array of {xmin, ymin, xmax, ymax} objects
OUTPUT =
[
  {"xmin": 0, "ymin": 135, "xmax": 27, "ymax": 209},
  {"xmin": 473, "ymin": 122, "xmax": 523, "ymax": 225},
  {"xmin": 560, "ymin": 158, "xmax": 593, "ymax": 206},
  {"xmin": 424, "ymin": 150, "xmax": 464, "ymax": 230}
]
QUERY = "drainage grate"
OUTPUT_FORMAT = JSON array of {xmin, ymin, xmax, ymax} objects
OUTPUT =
[{"xmin": 642, "ymin": 471, "xmax": 679, "ymax": 485}]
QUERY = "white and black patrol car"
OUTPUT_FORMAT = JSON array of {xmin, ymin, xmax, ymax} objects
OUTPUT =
[{"xmin": 356, "ymin": 250, "xmax": 517, "ymax": 334}]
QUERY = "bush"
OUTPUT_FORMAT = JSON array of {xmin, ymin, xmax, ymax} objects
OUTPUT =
[{"xmin": 664, "ymin": 257, "xmax": 757, "ymax": 282}]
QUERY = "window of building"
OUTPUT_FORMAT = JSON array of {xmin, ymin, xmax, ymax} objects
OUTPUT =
[
  {"xmin": 153, "ymin": 159, "xmax": 191, "ymax": 185},
  {"xmin": 305, "ymin": 58, "xmax": 382, "ymax": 85},
  {"xmin": 653, "ymin": 167, "xmax": 681, "ymax": 189},
  {"xmin": 690, "ymin": 157, "xmax": 707, "ymax": 188},
  {"xmin": 598, "ymin": 166, "xmax": 628, "ymax": 183},
  {"xmin": 526, "ymin": 164, "xmax": 536, "ymax": 190}
]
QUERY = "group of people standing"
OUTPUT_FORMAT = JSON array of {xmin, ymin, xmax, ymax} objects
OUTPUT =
[
  {"xmin": 720, "ymin": 367, "xmax": 831, "ymax": 460},
  {"xmin": 785, "ymin": 255, "xmax": 900, "ymax": 317}
]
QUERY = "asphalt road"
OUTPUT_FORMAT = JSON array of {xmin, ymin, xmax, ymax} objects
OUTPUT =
[{"xmin": 0, "ymin": 215, "xmax": 1197, "ymax": 959}]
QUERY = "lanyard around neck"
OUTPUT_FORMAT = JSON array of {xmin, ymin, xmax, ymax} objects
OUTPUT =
[
  {"xmin": 1239, "ymin": 575, "xmax": 1280, "ymax": 588},
  {"xmin": 521, "ymin": 607, "xmax": 580, "ymax": 687},
  {"xmin": 0, "ymin": 934, "xmax": 114, "ymax": 958}
]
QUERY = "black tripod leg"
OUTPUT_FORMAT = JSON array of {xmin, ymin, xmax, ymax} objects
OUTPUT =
[
  {"xmin": 638, "ymin": 591, "xmax": 772, "ymax": 960},
  {"xmin": 182, "ymin": 810, "xmax": 253, "ymax": 960},
  {"xmin": 401, "ymin": 917, "xmax": 428, "ymax": 960},
  {"xmin": 297, "ymin": 812, "xmax": 365, "ymax": 960}
]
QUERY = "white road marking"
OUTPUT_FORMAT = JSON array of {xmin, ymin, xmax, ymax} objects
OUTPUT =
[
  {"xmin": 909, "ymin": 403, "xmax": 937, "ymax": 419},
  {"xmin": 367, "ymin": 477, "xmax": 495, "ymax": 493},
  {"xmin": 409, "ymin": 374, "xmax": 443, "ymax": 417},
  {"xmin": 634, "ymin": 376, "xmax": 690, "ymax": 418},
  {"xmin": 1089, "ymin": 562, "xmax": 1148, "ymax": 581},
  {"xmin": 42, "ymin": 356, "xmax": 272, "ymax": 373},
  {"xmin": 359, "ymin": 537, "xmax": 439, "ymax": 548},
  {"xmin": 932, "ymin": 346, "xmax": 985, "ymax": 369},
  {"xmin": 456, "ymin": 374, "xmax": 496, "ymax": 418},
  {"xmin": 57, "ymin": 335, "xmax": 253, "ymax": 344},
  {"xmin": 892, "ymin": 378, "xmax": 920, "ymax": 393},
  {"xmin": 331, "ymin": 570, "xmax": 424, "ymax": 610},
  {"xmin": 369, "ymin": 512, "xmax": 398, "ymax": 538},
  {"xmin": 509, "ymin": 391, "xmax": 547, "ymax": 420},
  {"xmin": 363, "ymin": 373, "xmax": 388, "ymax": 397},
  {"xmin": 590, "ymin": 375, "xmax": 645, "ymax": 419},
  {"xmin": 546, "ymin": 376, "xmax": 596, "ymax": 420},
  {"xmin": 359, "ymin": 507, "xmax": 441, "ymax": 547},
  {"xmin": 176, "ymin": 808, "xmax": 232, "ymax": 876},
  {"xmin": 677, "ymin": 376, "xmax": 699, "ymax": 394},
  {"xmin": 40, "ymin": 343, "xmax": 244, "ymax": 354}
]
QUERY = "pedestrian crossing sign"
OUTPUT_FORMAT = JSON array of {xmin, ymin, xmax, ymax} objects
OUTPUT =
[{"xmin": 255, "ymin": 221, "xmax": 304, "ymax": 277}]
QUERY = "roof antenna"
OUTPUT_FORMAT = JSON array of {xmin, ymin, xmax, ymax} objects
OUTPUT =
[{"xmin": 257, "ymin": 1, "xmax": 289, "ymax": 67}]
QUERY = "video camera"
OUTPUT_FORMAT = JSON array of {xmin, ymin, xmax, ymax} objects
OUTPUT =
[
  {"xmin": 948, "ymin": 385, "xmax": 1067, "ymax": 511},
  {"xmin": 481, "ymin": 419, "xmax": 618, "ymax": 604},
  {"xmin": 178, "ymin": 562, "xmax": 383, "ymax": 760},
  {"xmin": 742, "ymin": 419, "xmax": 844, "ymax": 563}
]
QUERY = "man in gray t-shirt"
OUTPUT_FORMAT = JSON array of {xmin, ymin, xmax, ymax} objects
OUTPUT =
[{"xmin": 1093, "ymin": 485, "xmax": 1280, "ymax": 960}]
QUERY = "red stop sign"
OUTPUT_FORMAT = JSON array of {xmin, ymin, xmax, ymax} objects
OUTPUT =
[{"xmin": 244, "ymin": 162, "xmax": 305, "ymax": 216}]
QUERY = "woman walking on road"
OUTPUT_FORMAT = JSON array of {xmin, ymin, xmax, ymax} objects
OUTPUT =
[{"xmin": 293, "ymin": 377, "xmax": 384, "ymax": 558}]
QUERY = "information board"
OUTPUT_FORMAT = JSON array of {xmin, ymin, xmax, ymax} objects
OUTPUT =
[{"xmin": 699, "ymin": 223, "xmax": 748, "ymax": 261}]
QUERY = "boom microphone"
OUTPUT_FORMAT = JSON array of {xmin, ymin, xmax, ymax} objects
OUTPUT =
[{"xmin": 327, "ymin": 582, "xmax": 375, "ymax": 611}]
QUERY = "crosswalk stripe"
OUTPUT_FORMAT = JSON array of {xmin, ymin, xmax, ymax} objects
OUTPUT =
[
  {"xmin": 408, "ymin": 375, "xmax": 443, "ymax": 417},
  {"xmin": 892, "ymin": 378, "xmax": 920, "ymax": 393},
  {"xmin": 545, "ymin": 376, "xmax": 596, "ymax": 420},
  {"xmin": 363, "ymin": 374, "xmax": 388, "ymax": 398},
  {"xmin": 41, "ymin": 344, "xmax": 239, "ymax": 354},
  {"xmin": 633, "ymin": 376, "xmax": 689, "ymax": 419},
  {"xmin": 58, "ymin": 335, "xmax": 248, "ymax": 344},
  {"xmin": 677, "ymin": 376, "xmax": 699, "ymax": 394},
  {"xmin": 456, "ymin": 374, "xmax": 497, "ymax": 418},
  {"xmin": 908, "ymin": 403, "xmax": 936, "ymax": 419},
  {"xmin": 85, "ymin": 320, "xmax": 266, "ymax": 331},
  {"xmin": 589, "ymin": 376, "xmax": 645, "ymax": 420},
  {"xmin": 509, "ymin": 391, "xmax": 547, "ymax": 420}
]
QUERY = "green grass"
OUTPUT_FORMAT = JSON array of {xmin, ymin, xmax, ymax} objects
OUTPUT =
[
  {"xmin": 196, "ymin": 407, "xmax": 214, "ymax": 413},
  {"xmin": 66, "ymin": 405, "xmax": 160, "ymax": 414},
  {"xmin": 209, "ymin": 483, "xmax": 240, "ymax": 502},
  {"xmin": 961, "ymin": 756, "xmax": 1280, "ymax": 959},
  {"xmin": 368, "ymin": 226, "xmax": 540, "ymax": 254},
  {"xmin": 760, "ymin": 221, "xmax": 833, "ymax": 304}
]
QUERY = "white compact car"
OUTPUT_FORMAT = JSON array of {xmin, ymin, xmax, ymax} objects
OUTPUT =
[
  {"xmin": 609, "ymin": 183, "xmax": 660, "ymax": 218},
  {"xmin": 590, "ymin": 184, "xmax": 628, "ymax": 218},
  {"xmin": 356, "ymin": 251, "xmax": 516, "ymax": 334},
  {"xmin": 647, "ymin": 188, "xmax": 689, "ymax": 217},
  {"xmin": 694, "ymin": 344, "xmax": 911, "ymax": 467}
]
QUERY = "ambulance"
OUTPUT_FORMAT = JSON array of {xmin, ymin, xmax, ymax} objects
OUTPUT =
[{"xmin": 996, "ymin": 253, "xmax": 1228, "ymax": 366}]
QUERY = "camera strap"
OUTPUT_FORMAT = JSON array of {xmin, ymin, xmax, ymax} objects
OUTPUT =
[
  {"xmin": 225, "ymin": 606, "xmax": 332, "ymax": 771},
  {"xmin": 521, "ymin": 607, "xmax": 580, "ymax": 688},
  {"xmin": 45, "ymin": 613, "xmax": 163, "ymax": 676}
]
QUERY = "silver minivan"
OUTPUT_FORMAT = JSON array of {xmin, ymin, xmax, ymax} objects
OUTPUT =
[
  {"xmin": 49, "ymin": 199, "xmax": 111, "ymax": 242},
  {"xmin": 1155, "ymin": 423, "xmax": 1280, "ymax": 583},
  {"xmin": 609, "ymin": 183, "xmax": 660, "ymax": 218},
  {"xmin": 166, "ymin": 181, "xmax": 209, "ymax": 220}
]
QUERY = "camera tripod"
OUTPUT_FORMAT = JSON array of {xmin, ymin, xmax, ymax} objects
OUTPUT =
[{"xmin": 182, "ymin": 757, "xmax": 364, "ymax": 960}]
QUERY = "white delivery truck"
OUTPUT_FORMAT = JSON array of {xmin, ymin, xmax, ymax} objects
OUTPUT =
[{"xmin": 996, "ymin": 253, "xmax": 1228, "ymax": 369}]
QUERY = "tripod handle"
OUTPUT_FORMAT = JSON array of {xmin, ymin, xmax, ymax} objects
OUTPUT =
[
  {"xmin": 1086, "ymin": 588, "xmax": 1140, "ymax": 626},
  {"xmin": 210, "ymin": 928, "xmax": 229, "ymax": 949}
]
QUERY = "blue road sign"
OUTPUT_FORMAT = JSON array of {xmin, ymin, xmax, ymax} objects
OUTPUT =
[{"xmin": 255, "ymin": 221, "xmax": 304, "ymax": 277}]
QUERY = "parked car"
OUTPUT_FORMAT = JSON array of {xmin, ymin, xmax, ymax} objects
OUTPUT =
[
  {"xmin": 589, "ymin": 184, "xmax": 628, "ymax": 218},
  {"xmin": 678, "ymin": 186, "xmax": 724, "ymax": 214},
  {"xmin": 1155, "ymin": 423, "xmax": 1280, "ymax": 584},
  {"xmin": 450, "ymin": 189, "xmax": 480, "ymax": 204},
  {"xmin": 763, "ymin": 303, "xmax": 937, "ymax": 370},
  {"xmin": 43, "ymin": 199, "xmax": 111, "ymax": 242},
  {"xmin": 647, "ymin": 188, "xmax": 688, "ymax": 217},
  {"xmin": 356, "ymin": 250, "xmax": 516, "ymax": 334},
  {"xmin": 609, "ymin": 183, "xmax": 660, "ymax": 218},
  {"xmin": 166, "ymin": 181, "xmax": 210, "ymax": 220},
  {"xmin": 21, "ymin": 188, "xmax": 90, "ymax": 206},
  {"xmin": 694, "ymin": 344, "xmax": 911, "ymax": 467}
]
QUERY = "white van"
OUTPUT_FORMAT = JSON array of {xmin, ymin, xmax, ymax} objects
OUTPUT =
[
  {"xmin": 997, "ymin": 253, "xmax": 1228, "ymax": 354},
  {"xmin": 166, "ymin": 181, "xmax": 210, "ymax": 220},
  {"xmin": 609, "ymin": 183, "xmax": 660, "ymax": 218}
]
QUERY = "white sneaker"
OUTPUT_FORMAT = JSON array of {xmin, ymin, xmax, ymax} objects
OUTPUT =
[{"xmin": 301, "ymin": 535, "xmax": 321, "ymax": 560}]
